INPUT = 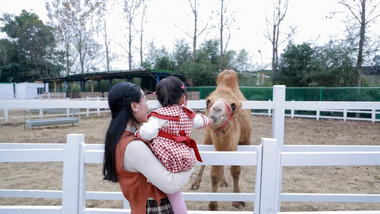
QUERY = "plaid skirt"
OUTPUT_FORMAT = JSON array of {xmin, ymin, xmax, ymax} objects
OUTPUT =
[{"xmin": 146, "ymin": 197, "xmax": 174, "ymax": 214}]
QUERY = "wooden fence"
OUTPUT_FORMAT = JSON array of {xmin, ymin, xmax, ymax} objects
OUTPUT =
[{"xmin": 1, "ymin": 86, "xmax": 380, "ymax": 214}]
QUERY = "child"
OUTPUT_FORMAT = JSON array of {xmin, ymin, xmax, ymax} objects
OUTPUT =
[{"xmin": 136, "ymin": 76, "xmax": 211, "ymax": 214}]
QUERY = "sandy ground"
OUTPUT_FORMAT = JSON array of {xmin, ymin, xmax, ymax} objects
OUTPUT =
[{"xmin": 0, "ymin": 112, "xmax": 380, "ymax": 212}]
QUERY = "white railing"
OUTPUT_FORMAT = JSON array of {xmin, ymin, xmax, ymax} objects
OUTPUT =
[
  {"xmin": 0, "ymin": 140, "xmax": 259, "ymax": 214},
  {"xmin": 249, "ymin": 101, "xmax": 380, "ymax": 123},
  {"xmin": 1, "ymin": 86, "xmax": 380, "ymax": 214},
  {"xmin": 1, "ymin": 137, "xmax": 380, "ymax": 214},
  {"xmin": 1, "ymin": 88, "xmax": 379, "ymax": 123}
]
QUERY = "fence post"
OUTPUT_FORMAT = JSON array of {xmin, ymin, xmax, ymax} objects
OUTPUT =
[
  {"xmin": 316, "ymin": 110, "xmax": 320, "ymax": 120},
  {"xmin": 4, "ymin": 109, "xmax": 8, "ymax": 123},
  {"xmin": 371, "ymin": 109, "xmax": 376, "ymax": 123},
  {"xmin": 344, "ymin": 109, "xmax": 347, "ymax": 121},
  {"xmin": 62, "ymin": 134, "xmax": 84, "ymax": 214},
  {"xmin": 272, "ymin": 85, "xmax": 285, "ymax": 212},
  {"xmin": 97, "ymin": 96, "xmax": 100, "ymax": 116},
  {"xmin": 78, "ymin": 142, "xmax": 86, "ymax": 213},
  {"xmin": 254, "ymin": 144, "xmax": 263, "ymax": 214},
  {"xmin": 86, "ymin": 97, "xmax": 90, "ymax": 118},
  {"xmin": 256, "ymin": 138, "xmax": 281, "ymax": 214},
  {"xmin": 290, "ymin": 100, "xmax": 294, "ymax": 118},
  {"xmin": 272, "ymin": 85, "xmax": 285, "ymax": 146}
]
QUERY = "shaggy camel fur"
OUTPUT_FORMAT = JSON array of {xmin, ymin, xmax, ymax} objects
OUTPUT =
[{"xmin": 191, "ymin": 70, "xmax": 252, "ymax": 211}]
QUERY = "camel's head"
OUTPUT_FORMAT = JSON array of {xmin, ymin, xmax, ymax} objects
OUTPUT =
[{"xmin": 205, "ymin": 88, "xmax": 242, "ymax": 129}]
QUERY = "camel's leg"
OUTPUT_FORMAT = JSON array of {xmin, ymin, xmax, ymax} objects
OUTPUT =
[
  {"xmin": 219, "ymin": 166, "xmax": 228, "ymax": 187},
  {"xmin": 230, "ymin": 165, "xmax": 245, "ymax": 208},
  {"xmin": 190, "ymin": 165, "xmax": 205, "ymax": 190},
  {"xmin": 208, "ymin": 165, "xmax": 223, "ymax": 211},
  {"xmin": 191, "ymin": 128, "xmax": 212, "ymax": 190}
]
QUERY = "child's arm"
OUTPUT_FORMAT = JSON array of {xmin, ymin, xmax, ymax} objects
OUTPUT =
[
  {"xmin": 193, "ymin": 114, "xmax": 212, "ymax": 129},
  {"xmin": 135, "ymin": 116, "xmax": 168, "ymax": 141}
]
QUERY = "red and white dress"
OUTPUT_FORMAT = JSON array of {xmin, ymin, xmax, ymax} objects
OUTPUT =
[{"xmin": 137, "ymin": 104, "xmax": 210, "ymax": 173}]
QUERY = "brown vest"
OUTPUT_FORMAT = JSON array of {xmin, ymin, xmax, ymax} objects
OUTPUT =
[{"xmin": 115, "ymin": 131, "xmax": 167, "ymax": 214}]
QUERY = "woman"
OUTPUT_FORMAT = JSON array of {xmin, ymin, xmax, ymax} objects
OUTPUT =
[{"xmin": 103, "ymin": 82, "xmax": 193, "ymax": 214}]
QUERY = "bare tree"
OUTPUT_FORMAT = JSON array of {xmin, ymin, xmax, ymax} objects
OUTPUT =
[
  {"xmin": 46, "ymin": 0, "xmax": 75, "ymax": 75},
  {"xmin": 103, "ymin": 18, "xmax": 111, "ymax": 71},
  {"xmin": 265, "ymin": 0, "xmax": 289, "ymax": 84},
  {"xmin": 340, "ymin": 0, "xmax": 380, "ymax": 87},
  {"xmin": 174, "ymin": 0, "xmax": 211, "ymax": 62},
  {"xmin": 218, "ymin": 0, "xmax": 235, "ymax": 71},
  {"xmin": 99, "ymin": 0, "xmax": 116, "ymax": 72},
  {"xmin": 138, "ymin": 0, "xmax": 147, "ymax": 67},
  {"xmin": 99, "ymin": 0, "xmax": 110, "ymax": 72},
  {"xmin": 46, "ymin": 0, "xmax": 104, "ymax": 74},
  {"xmin": 122, "ymin": 0, "xmax": 143, "ymax": 70}
]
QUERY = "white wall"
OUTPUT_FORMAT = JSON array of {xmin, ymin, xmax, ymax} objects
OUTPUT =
[
  {"xmin": 0, "ymin": 83, "xmax": 14, "ymax": 99},
  {"xmin": 15, "ymin": 82, "xmax": 45, "ymax": 99}
]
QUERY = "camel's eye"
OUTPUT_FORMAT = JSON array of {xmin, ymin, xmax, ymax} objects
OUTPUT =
[
  {"xmin": 206, "ymin": 99, "xmax": 211, "ymax": 108},
  {"xmin": 231, "ymin": 103, "xmax": 236, "ymax": 113}
]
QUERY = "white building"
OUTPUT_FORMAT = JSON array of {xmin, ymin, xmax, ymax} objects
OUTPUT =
[
  {"xmin": 0, "ymin": 83, "xmax": 14, "ymax": 99},
  {"xmin": 0, "ymin": 82, "xmax": 49, "ymax": 99}
]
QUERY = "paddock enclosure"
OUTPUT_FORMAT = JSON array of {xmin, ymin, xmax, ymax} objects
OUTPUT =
[{"xmin": 0, "ymin": 86, "xmax": 380, "ymax": 213}]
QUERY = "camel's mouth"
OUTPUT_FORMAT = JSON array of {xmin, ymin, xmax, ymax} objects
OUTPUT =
[
  {"xmin": 211, "ymin": 116, "xmax": 224, "ymax": 124},
  {"xmin": 210, "ymin": 116, "xmax": 228, "ymax": 128}
]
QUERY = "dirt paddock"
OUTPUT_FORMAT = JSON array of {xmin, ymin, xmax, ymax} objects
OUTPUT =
[{"xmin": 0, "ymin": 113, "xmax": 379, "ymax": 212}]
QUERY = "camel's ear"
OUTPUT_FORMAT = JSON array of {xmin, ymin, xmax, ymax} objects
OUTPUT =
[
  {"xmin": 231, "ymin": 103, "xmax": 237, "ymax": 114},
  {"xmin": 206, "ymin": 99, "xmax": 211, "ymax": 108}
]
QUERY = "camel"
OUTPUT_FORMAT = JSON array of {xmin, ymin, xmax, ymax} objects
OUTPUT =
[{"xmin": 191, "ymin": 69, "xmax": 252, "ymax": 211}]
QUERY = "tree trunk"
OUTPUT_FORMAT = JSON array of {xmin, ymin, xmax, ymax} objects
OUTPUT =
[
  {"xmin": 104, "ymin": 19, "xmax": 110, "ymax": 72},
  {"xmin": 66, "ymin": 43, "xmax": 70, "ymax": 76},
  {"xmin": 128, "ymin": 17, "xmax": 132, "ymax": 70},
  {"xmin": 219, "ymin": 0, "xmax": 224, "ymax": 72},
  {"xmin": 192, "ymin": 0, "xmax": 197, "ymax": 62},
  {"xmin": 271, "ymin": 24, "xmax": 277, "ymax": 85},
  {"xmin": 356, "ymin": 0, "xmax": 366, "ymax": 87}
]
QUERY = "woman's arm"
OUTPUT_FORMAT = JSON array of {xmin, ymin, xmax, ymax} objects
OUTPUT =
[{"xmin": 123, "ymin": 140, "xmax": 193, "ymax": 194}]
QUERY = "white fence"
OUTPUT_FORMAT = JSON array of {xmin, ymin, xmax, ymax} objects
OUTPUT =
[
  {"xmin": 1, "ymin": 86, "xmax": 380, "ymax": 214},
  {"xmin": 1, "ymin": 87, "xmax": 379, "ymax": 123}
]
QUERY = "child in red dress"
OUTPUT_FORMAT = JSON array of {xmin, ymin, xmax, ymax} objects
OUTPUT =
[{"xmin": 136, "ymin": 76, "xmax": 211, "ymax": 213}]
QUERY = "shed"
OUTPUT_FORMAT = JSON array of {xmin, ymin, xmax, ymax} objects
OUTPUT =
[
  {"xmin": 42, "ymin": 69, "xmax": 183, "ymax": 98},
  {"xmin": 15, "ymin": 82, "xmax": 48, "ymax": 99},
  {"xmin": 0, "ymin": 83, "xmax": 14, "ymax": 99}
]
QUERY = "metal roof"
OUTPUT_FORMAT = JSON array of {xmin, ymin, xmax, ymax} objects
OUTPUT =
[{"xmin": 42, "ymin": 68, "xmax": 182, "ymax": 82}]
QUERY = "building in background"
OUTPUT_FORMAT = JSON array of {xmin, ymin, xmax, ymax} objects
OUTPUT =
[{"xmin": 0, "ymin": 82, "xmax": 48, "ymax": 99}]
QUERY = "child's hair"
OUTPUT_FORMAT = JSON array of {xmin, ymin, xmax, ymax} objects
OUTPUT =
[
  {"xmin": 103, "ymin": 81, "xmax": 142, "ymax": 182},
  {"xmin": 156, "ymin": 76, "xmax": 186, "ymax": 107}
]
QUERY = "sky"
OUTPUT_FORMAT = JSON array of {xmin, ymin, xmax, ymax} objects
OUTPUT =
[{"xmin": 1, "ymin": 0, "xmax": 379, "ymax": 71}]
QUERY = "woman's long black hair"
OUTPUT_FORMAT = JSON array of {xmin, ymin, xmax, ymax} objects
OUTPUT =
[{"xmin": 103, "ymin": 82, "xmax": 141, "ymax": 182}]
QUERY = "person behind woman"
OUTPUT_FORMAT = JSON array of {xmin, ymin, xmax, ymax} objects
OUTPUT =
[
  {"xmin": 103, "ymin": 81, "xmax": 193, "ymax": 214},
  {"xmin": 136, "ymin": 76, "xmax": 211, "ymax": 214}
]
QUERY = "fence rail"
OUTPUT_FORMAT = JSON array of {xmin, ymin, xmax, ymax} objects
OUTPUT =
[
  {"xmin": 1, "ymin": 138, "xmax": 379, "ymax": 214},
  {"xmin": 1, "ymin": 94, "xmax": 379, "ymax": 123},
  {"xmin": 1, "ymin": 85, "xmax": 380, "ymax": 214}
]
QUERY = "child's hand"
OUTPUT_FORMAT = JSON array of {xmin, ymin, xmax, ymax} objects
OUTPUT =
[
  {"xmin": 208, "ymin": 117, "xmax": 214, "ymax": 127},
  {"xmin": 134, "ymin": 130, "xmax": 151, "ymax": 143}
]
